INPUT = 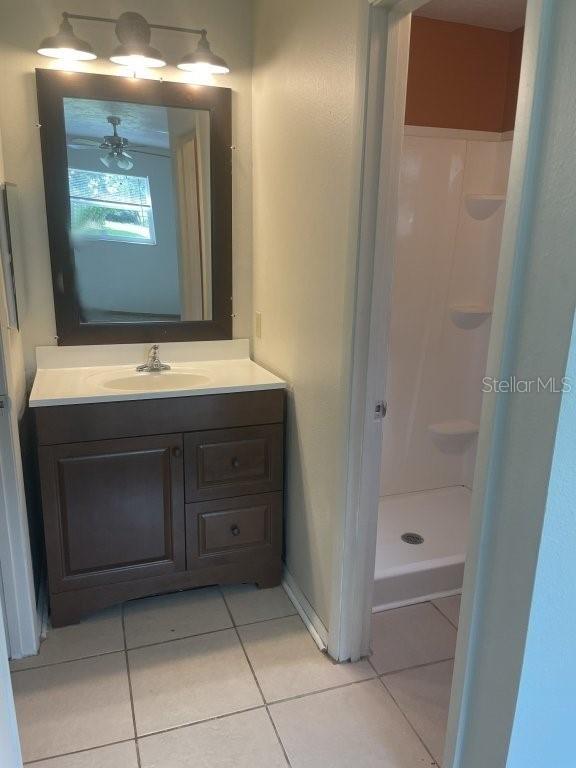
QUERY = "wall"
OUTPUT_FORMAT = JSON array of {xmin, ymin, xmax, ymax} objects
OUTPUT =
[
  {"xmin": 406, "ymin": 17, "xmax": 524, "ymax": 132},
  {"xmin": 252, "ymin": 0, "xmax": 368, "ymax": 625},
  {"xmin": 506, "ymin": 313, "xmax": 576, "ymax": 768},
  {"xmin": 0, "ymin": 124, "xmax": 39, "ymax": 658},
  {"xmin": 0, "ymin": 0, "xmax": 253, "ymax": 374},
  {"xmin": 381, "ymin": 131, "xmax": 511, "ymax": 496}
]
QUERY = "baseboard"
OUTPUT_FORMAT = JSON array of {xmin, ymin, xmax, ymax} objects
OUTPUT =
[{"xmin": 282, "ymin": 568, "xmax": 328, "ymax": 651}]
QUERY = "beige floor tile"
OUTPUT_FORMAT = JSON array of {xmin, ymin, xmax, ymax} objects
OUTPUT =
[
  {"xmin": 12, "ymin": 653, "xmax": 133, "ymax": 763},
  {"xmin": 124, "ymin": 587, "xmax": 232, "ymax": 649},
  {"xmin": 222, "ymin": 584, "xmax": 297, "ymax": 626},
  {"xmin": 139, "ymin": 709, "xmax": 288, "ymax": 767},
  {"xmin": 128, "ymin": 629, "xmax": 262, "ymax": 735},
  {"xmin": 29, "ymin": 741, "xmax": 139, "ymax": 768},
  {"xmin": 384, "ymin": 660, "xmax": 454, "ymax": 766},
  {"xmin": 238, "ymin": 615, "xmax": 374, "ymax": 703},
  {"xmin": 371, "ymin": 603, "xmax": 457, "ymax": 674},
  {"xmin": 10, "ymin": 607, "xmax": 124, "ymax": 671},
  {"xmin": 270, "ymin": 679, "xmax": 434, "ymax": 767},
  {"xmin": 432, "ymin": 595, "xmax": 461, "ymax": 627}
]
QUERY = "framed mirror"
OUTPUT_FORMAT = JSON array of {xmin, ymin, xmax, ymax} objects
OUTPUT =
[{"xmin": 36, "ymin": 69, "xmax": 232, "ymax": 345}]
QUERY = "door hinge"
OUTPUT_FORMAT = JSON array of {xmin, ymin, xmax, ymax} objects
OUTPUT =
[{"xmin": 374, "ymin": 400, "xmax": 387, "ymax": 420}]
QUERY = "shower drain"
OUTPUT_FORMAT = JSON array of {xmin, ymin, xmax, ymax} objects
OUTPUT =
[{"xmin": 401, "ymin": 532, "xmax": 424, "ymax": 545}]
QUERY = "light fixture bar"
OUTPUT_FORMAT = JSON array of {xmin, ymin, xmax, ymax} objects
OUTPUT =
[{"xmin": 62, "ymin": 13, "xmax": 206, "ymax": 38}]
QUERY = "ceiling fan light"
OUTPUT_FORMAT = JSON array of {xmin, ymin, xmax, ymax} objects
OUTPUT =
[
  {"xmin": 116, "ymin": 155, "xmax": 134, "ymax": 171},
  {"xmin": 177, "ymin": 33, "xmax": 229, "ymax": 74},
  {"xmin": 37, "ymin": 17, "xmax": 96, "ymax": 61},
  {"xmin": 100, "ymin": 153, "xmax": 113, "ymax": 169}
]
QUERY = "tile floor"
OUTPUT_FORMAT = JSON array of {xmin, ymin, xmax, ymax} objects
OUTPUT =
[{"xmin": 10, "ymin": 586, "xmax": 461, "ymax": 767}]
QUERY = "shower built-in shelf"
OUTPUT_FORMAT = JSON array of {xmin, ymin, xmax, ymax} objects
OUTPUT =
[
  {"xmin": 428, "ymin": 420, "xmax": 480, "ymax": 438},
  {"xmin": 450, "ymin": 305, "xmax": 493, "ymax": 328},
  {"xmin": 465, "ymin": 194, "xmax": 506, "ymax": 221}
]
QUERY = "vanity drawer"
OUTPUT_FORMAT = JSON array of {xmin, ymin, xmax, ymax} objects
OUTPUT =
[
  {"xmin": 186, "ymin": 493, "xmax": 282, "ymax": 569},
  {"xmin": 184, "ymin": 425, "xmax": 283, "ymax": 502}
]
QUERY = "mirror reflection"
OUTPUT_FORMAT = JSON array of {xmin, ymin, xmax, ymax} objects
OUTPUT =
[{"xmin": 64, "ymin": 97, "xmax": 212, "ymax": 324}]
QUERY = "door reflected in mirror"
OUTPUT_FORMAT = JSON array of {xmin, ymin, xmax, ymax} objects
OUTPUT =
[{"xmin": 64, "ymin": 97, "xmax": 212, "ymax": 324}]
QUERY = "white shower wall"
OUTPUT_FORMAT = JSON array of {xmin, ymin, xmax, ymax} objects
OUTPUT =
[{"xmin": 381, "ymin": 129, "xmax": 512, "ymax": 497}]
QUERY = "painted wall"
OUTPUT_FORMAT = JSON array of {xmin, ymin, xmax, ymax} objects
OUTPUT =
[
  {"xmin": 252, "ymin": 0, "xmax": 368, "ymax": 625},
  {"xmin": 0, "ymin": 0, "xmax": 253, "ymax": 374},
  {"xmin": 406, "ymin": 17, "xmax": 524, "ymax": 132},
  {"xmin": 381, "ymin": 132, "xmax": 511, "ymax": 496},
  {"xmin": 0, "ymin": 124, "xmax": 39, "ymax": 659},
  {"xmin": 506, "ymin": 312, "xmax": 576, "ymax": 767}
]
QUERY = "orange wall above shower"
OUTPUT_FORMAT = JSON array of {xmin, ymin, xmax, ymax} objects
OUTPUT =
[{"xmin": 405, "ymin": 17, "xmax": 524, "ymax": 133}]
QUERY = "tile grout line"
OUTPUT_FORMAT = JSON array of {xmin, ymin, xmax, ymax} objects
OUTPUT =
[
  {"xmin": 136, "ymin": 704, "xmax": 267, "ymax": 740},
  {"xmin": 429, "ymin": 599, "xmax": 460, "ymax": 631},
  {"xmin": 122, "ymin": 603, "xmax": 142, "ymax": 768},
  {"xmin": 377, "ymin": 670, "xmax": 441, "ymax": 767},
  {"xmin": 377, "ymin": 655, "xmax": 456, "ymax": 679},
  {"xmin": 219, "ymin": 586, "xmax": 293, "ymax": 768},
  {"xmin": 23, "ymin": 738, "xmax": 138, "ymax": 766}
]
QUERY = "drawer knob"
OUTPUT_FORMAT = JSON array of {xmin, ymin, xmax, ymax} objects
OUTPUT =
[
  {"xmin": 231, "ymin": 525, "xmax": 241, "ymax": 537},
  {"xmin": 172, "ymin": 447, "xmax": 182, "ymax": 458},
  {"xmin": 231, "ymin": 457, "xmax": 240, "ymax": 468}
]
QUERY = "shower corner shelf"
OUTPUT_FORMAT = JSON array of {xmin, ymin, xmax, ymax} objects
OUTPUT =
[
  {"xmin": 428, "ymin": 420, "xmax": 480, "ymax": 438},
  {"xmin": 450, "ymin": 305, "xmax": 493, "ymax": 328},
  {"xmin": 465, "ymin": 194, "xmax": 506, "ymax": 221}
]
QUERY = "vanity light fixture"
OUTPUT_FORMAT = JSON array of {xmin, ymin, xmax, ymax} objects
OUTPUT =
[
  {"xmin": 37, "ymin": 12, "xmax": 230, "ymax": 75},
  {"xmin": 37, "ymin": 15, "xmax": 96, "ymax": 61}
]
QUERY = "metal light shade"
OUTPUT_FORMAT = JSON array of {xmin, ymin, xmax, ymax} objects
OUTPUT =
[
  {"xmin": 110, "ymin": 43, "xmax": 166, "ymax": 68},
  {"xmin": 109, "ymin": 12, "xmax": 166, "ymax": 68},
  {"xmin": 37, "ymin": 17, "xmax": 96, "ymax": 61},
  {"xmin": 177, "ymin": 32, "xmax": 229, "ymax": 74}
]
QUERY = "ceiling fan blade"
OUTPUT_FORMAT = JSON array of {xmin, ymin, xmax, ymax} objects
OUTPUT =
[
  {"xmin": 129, "ymin": 148, "xmax": 172, "ymax": 158},
  {"xmin": 67, "ymin": 138, "xmax": 100, "ymax": 147}
]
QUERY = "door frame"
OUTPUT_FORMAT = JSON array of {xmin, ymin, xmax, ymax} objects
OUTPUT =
[{"xmin": 330, "ymin": 0, "xmax": 552, "ymax": 764}]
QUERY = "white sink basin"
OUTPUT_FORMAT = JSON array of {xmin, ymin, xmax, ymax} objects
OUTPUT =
[{"xmin": 94, "ymin": 370, "xmax": 211, "ymax": 392}]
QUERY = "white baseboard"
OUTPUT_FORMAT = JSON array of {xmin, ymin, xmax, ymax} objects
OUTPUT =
[{"xmin": 282, "ymin": 569, "xmax": 328, "ymax": 652}]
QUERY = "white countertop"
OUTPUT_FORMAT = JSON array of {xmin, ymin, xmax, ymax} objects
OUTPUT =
[{"xmin": 29, "ymin": 340, "xmax": 287, "ymax": 408}]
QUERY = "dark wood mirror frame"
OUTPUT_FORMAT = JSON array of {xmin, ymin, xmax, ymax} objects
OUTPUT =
[{"xmin": 36, "ymin": 68, "xmax": 232, "ymax": 345}]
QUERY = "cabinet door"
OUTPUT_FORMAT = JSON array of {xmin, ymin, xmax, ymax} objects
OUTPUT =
[{"xmin": 40, "ymin": 434, "xmax": 185, "ymax": 592}]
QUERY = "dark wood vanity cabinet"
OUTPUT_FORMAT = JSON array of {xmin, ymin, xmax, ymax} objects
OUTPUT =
[{"xmin": 36, "ymin": 390, "xmax": 285, "ymax": 626}]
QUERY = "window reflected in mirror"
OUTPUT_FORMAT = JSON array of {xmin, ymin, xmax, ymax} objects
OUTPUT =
[{"xmin": 63, "ymin": 98, "xmax": 212, "ymax": 325}]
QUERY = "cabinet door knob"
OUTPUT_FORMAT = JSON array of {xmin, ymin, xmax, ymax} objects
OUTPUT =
[
  {"xmin": 231, "ymin": 457, "xmax": 240, "ymax": 468},
  {"xmin": 172, "ymin": 446, "xmax": 182, "ymax": 458},
  {"xmin": 231, "ymin": 525, "xmax": 241, "ymax": 537}
]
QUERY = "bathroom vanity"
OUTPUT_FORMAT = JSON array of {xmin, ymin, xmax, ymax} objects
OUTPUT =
[{"xmin": 30, "ymin": 343, "xmax": 286, "ymax": 627}]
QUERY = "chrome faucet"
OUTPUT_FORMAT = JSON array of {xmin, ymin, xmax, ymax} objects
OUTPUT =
[{"xmin": 136, "ymin": 344, "xmax": 171, "ymax": 373}]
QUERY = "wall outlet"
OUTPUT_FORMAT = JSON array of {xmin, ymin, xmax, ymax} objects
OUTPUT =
[{"xmin": 255, "ymin": 311, "xmax": 262, "ymax": 339}]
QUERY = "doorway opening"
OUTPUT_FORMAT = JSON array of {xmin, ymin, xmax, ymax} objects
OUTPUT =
[{"xmin": 371, "ymin": 1, "xmax": 526, "ymax": 763}]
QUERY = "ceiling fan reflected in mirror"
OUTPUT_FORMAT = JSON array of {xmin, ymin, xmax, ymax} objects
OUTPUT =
[{"xmin": 67, "ymin": 115, "xmax": 166, "ymax": 171}]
